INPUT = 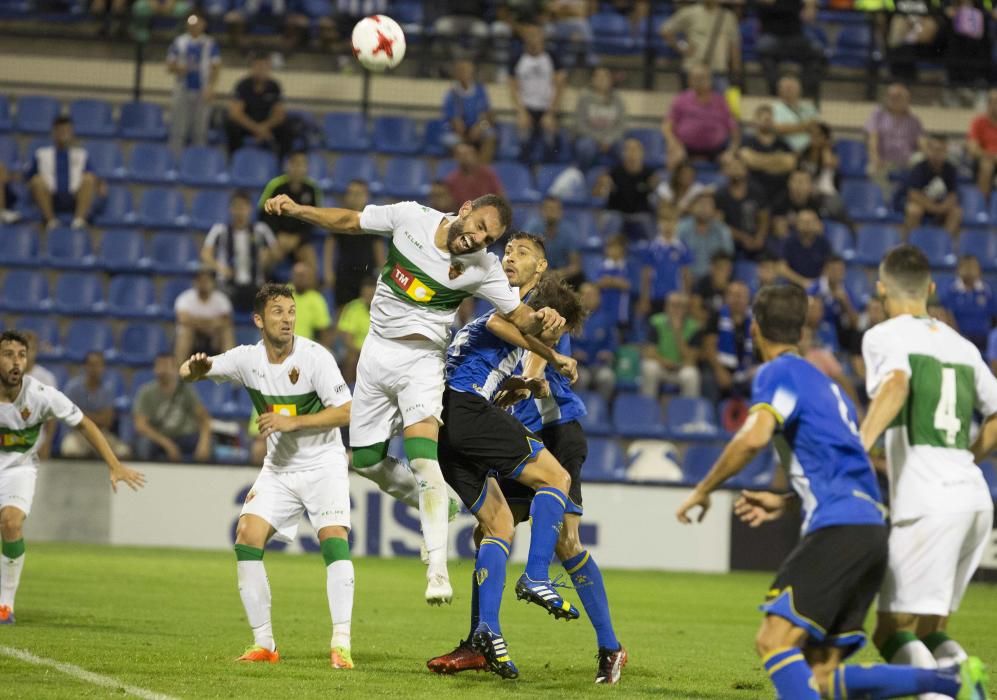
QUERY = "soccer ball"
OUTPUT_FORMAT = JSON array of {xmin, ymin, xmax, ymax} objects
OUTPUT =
[{"xmin": 352, "ymin": 15, "xmax": 406, "ymax": 72}]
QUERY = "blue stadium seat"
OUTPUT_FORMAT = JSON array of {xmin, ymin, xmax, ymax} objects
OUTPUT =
[
  {"xmin": 119, "ymin": 102, "xmax": 167, "ymax": 140},
  {"xmin": 138, "ymin": 188, "xmax": 188, "ymax": 229},
  {"xmin": 833, "ymin": 139, "xmax": 868, "ymax": 179},
  {"xmin": 4, "ymin": 224, "xmax": 39, "ymax": 267},
  {"xmin": 84, "ymin": 140, "xmax": 125, "ymax": 180},
  {"xmin": 107, "ymin": 275, "xmax": 159, "ymax": 318},
  {"xmin": 580, "ymin": 437, "xmax": 627, "ymax": 481},
  {"xmin": 62, "ymin": 319, "xmax": 114, "ymax": 362},
  {"xmin": 589, "ymin": 11, "xmax": 637, "ymax": 55},
  {"xmin": 853, "ymin": 224, "xmax": 901, "ymax": 265},
  {"xmin": 681, "ymin": 445, "xmax": 724, "ymax": 484},
  {"xmin": 824, "ymin": 221, "xmax": 854, "ymax": 259},
  {"xmin": 178, "ymin": 146, "xmax": 228, "ymax": 187},
  {"xmin": 734, "ymin": 260, "xmax": 757, "ymax": 287},
  {"xmin": 958, "ymin": 230, "xmax": 997, "ymax": 272},
  {"xmin": 909, "ymin": 226, "xmax": 955, "ymax": 268},
  {"xmin": 100, "ymin": 229, "xmax": 148, "ymax": 273},
  {"xmin": 15, "ymin": 95, "xmax": 60, "ymax": 134},
  {"xmin": 495, "ymin": 122, "xmax": 520, "ymax": 162},
  {"xmin": 45, "ymin": 226, "xmax": 96, "ymax": 269},
  {"xmin": 230, "ymin": 147, "xmax": 277, "ymax": 188},
  {"xmin": 625, "ymin": 128, "xmax": 666, "ymax": 170},
  {"xmin": 381, "ymin": 157, "xmax": 431, "ymax": 199},
  {"xmin": 980, "ymin": 461, "xmax": 997, "ymax": 501},
  {"xmin": 52, "ymin": 272, "xmax": 105, "ymax": 315},
  {"xmin": 841, "ymin": 179, "xmax": 890, "ymax": 222},
  {"xmin": 305, "ymin": 154, "xmax": 330, "ymax": 189},
  {"xmin": 190, "ymin": 190, "xmax": 230, "ymax": 230},
  {"xmin": 235, "ymin": 325, "xmax": 259, "ymax": 346},
  {"xmin": 160, "ymin": 277, "xmax": 193, "ymax": 319},
  {"xmin": 575, "ymin": 390, "xmax": 611, "ymax": 437},
  {"xmin": 664, "ymin": 397, "xmax": 720, "ymax": 440},
  {"xmin": 94, "ymin": 185, "xmax": 135, "ymax": 227},
  {"xmin": 218, "ymin": 389, "xmax": 254, "ymax": 421},
  {"xmin": 422, "ymin": 118, "xmax": 450, "ymax": 158},
  {"xmin": 194, "ymin": 380, "xmax": 230, "ymax": 414},
  {"xmin": 372, "ymin": 116, "xmax": 421, "ymax": 156},
  {"xmin": 832, "ymin": 25, "xmax": 877, "ymax": 68},
  {"xmin": 493, "ymin": 162, "xmax": 540, "ymax": 204},
  {"xmin": 101, "ymin": 367, "xmax": 126, "ymax": 398},
  {"xmin": 535, "ymin": 164, "xmax": 590, "ymax": 206},
  {"xmin": 959, "ymin": 185, "xmax": 990, "ymax": 227},
  {"xmin": 11, "ymin": 316, "xmax": 62, "ymax": 361},
  {"xmin": 323, "ymin": 112, "xmax": 370, "ymax": 152},
  {"xmin": 117, "ymin": 323, "xmax": 169, "ymax": 366},
  {"xmin": 150, "ymin": 232, "xmax": 200, "ymax": 274},
  {"xmin": 728, "ymin": 448, "xmax": 776, "ymax": 489},
  {"xmin": 0, "ymin": 135, "xmax": 18, "ymax": 169},
  {"xmin": 612, "ymin": 394, "xmax": 666, "ymax": 438},
  {"xmin": 0, "ymin": 95, "xmax": 10, "ymax": 132},
  {"xmin": 0, "ymin": 270, "xmax": 49, "ymax": 312},
  {"xmin": 434, "ymin": 158, "xmax": 456, "ymax": 180},
  {"xmin": 328, "ymin": 154, "xmax": 380, "ymax": 193},
  {"xmin": 69, "ymin": 99, "xmax": 116, "ymax": 138},
  {"xmin": 845, "ymin": 266, "xmax": 874, "ymax": 308}
]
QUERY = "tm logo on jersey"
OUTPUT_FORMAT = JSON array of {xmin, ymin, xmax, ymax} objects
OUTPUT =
[
  {"xmin": 267, "ymin": 404, "xmax": 297, "ymax": 416},
  {"xmin": 390, "ymin": 262, "xmax": 436, "ymax": 303}
]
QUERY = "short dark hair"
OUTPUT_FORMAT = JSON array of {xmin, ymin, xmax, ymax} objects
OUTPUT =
[
  {"xmin": 927, "ymin": 132, "xmax": 947, "ymax": 143},
  {"xmin": 253, "ymin": 282, "xmax": 295, "ymax": 315},
  {"xmin": 752, "ymin": 284, "xmax": 808, "ymax": 345},
  {"xmin": 84, "ymin": 350, "xmax": 104, "ymax": 363},
  {"xmin": 757, "ymin": 250, "xmax": 780, "ymax": 264},
  {"xmin": 508, "ymin": 231, "xmax": 546, "ymax": 258},
  {"xmin": 880, "ymin": 244, "xmax": 931, "ymax": 299},
  {"xmin": 470, "ymin": 194, "xmax": 513, "ymax": 232},
  {"xmin": 710, "ymin": 251, "xmax": 734, "ymax": 265},
  {"xmin": 527, "ymin": 273, "xmax": 588, "ymax": 333},
  {"xmin": 230, "ymin": 189, "xmax": 252, "ymax": 205},
  {"xmin": 52, "ymin": 115, "xmax": 72, "ymax": 128},
  {"xmin": 347, "ymin": 178, "xmax": 369, "ymax": 190},
  {"xmin": 824, "ymin": 254, "xmax": 844, "ymax": 267},
  {"xmin": 287, "ymin": 150, "xmax": 308, "ymax": 160},
  {"xmin": 0, "ymin": 330, "xmax": 29, "ymax": 351},
  {"xmin": 248, "ymin": 50, "xmax": 270, "ymax": 63}
]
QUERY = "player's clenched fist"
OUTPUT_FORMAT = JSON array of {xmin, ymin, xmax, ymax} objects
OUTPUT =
[
  {"xmin": 532, "ymin": 306, "xmax": 565, "ymax": 334},
  {"xmin": 264, "ymin": 194, "xmax": 300, "ymax": 217}
]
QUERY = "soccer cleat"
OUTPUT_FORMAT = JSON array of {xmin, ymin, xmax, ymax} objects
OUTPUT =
[
  {"xmin": 514, "ymin": 574, "xmax": 580, "ymax": 620},
  {"xmin": 470, "ymin": 623, "xmax": 518, "ymax": 679},
  {"xmin": 236, "ymin": 645, "xmax": 280, "ymax": 663},
  {"xmin": 956, "ymin": 656, "xmax": 989, "ymax": 700},
  {"xmin": 427, "ymin": 639, "xmax": 488, "ymax": 674},
  {"xmin": 425, "ymin": 570, "xmax": 453, "ymax": 606},
  {"xmin": 0, "ymin": 606, "xmax": 14, "ymax": 625},
  {"xmin": 595, "ymin": 645, "xmax": 628, "ymax": 685},
  {"xmin": 330, "ymin": 646, "xmax": 354, "ymax": 669}
]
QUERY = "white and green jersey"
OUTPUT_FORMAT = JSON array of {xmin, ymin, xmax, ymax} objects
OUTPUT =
[
  {"xmin": 359, "ymin": 201, "xmax": 521, "ymax": 347},
  {"xmin": 206, "ymin": 336, "xmax": 351, "ymax": 472},
  {"xmin": 863, "ymin": 314, "xmax": 997, "ymax": 520},
  {"xmin": 0, "ymin": 375, "xmax": 83, "ymax": 470}
]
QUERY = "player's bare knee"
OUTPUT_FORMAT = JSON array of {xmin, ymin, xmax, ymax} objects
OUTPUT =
[
  {"xmin": 318, "ymin": 525, "xmax": 348, "ymax": 541},
  {"xmin": 555, "ymin": 527, "xmax": 582, "ymax": 562},
  {"xmin": 755, "ymin": 616, "xmax": 806, "ymax": 658},
  {"xmin": 480, "ymin": 509, "xmax": 514, "ymax": 541},
  {"xmin": 234, "ymin": 516, "xmax": 267, "ymax": 548},
  {"xmin": 0, "ymin": 509, "xmax": 24, "ymax": 541}
]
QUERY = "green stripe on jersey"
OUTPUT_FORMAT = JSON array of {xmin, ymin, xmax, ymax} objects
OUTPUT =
[
  {"xmin": 0, "ymin": 424, "xmax": 42, "ymax": 453},
  {"xmin": 244, "ymin": 387, "xmax": 324, "ymax": 416},
  {"xmin": 890, "ymin": 354, "xmax": 975, "ymax": 449},
  {"xmin": 379, "ymin": 245, "xmax": 471, "ymax": 310}
]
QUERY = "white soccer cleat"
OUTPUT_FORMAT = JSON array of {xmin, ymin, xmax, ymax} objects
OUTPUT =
[{"xmin": 425, "ymin": 571, "xmax": 453, "ymax": 606}]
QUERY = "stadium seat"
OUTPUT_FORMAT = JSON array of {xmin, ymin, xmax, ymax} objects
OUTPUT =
[
  {"xmin": 841, "ymin": 180, "xmax": 891, "ymax": 222},
  {"xmin": 328, "ymin": 153, "xmax": 380, "ymax": 194},
  {"xmin": 0, "ymin": 95, "xmax": 10, "ymax": 132},
  {"xmin": 959, "ymin": 185, "xmax": 990, "ymax": 227},
  {"xmin": 194, "ymin": 380, "xmax": 230, "ymax": 415},
  {"xmin": 832, "ymin": 25, "xmax": 877, "ymax": 68},
  {"xmin": 107, "ymin": 275, "xmax": 159, "ymax": 318},
  {"xmin": 149, "ymin": 232, "xmax": 200, "ymax": 274},
  {"xmin": 495, "ymin": 122, "xmax": 521, "ymax": 162},
  {"xmin": 728, "ymin": 448, "xmax": 776, "ymax": 489},
  {"xmin": 235, "ymin": 324, "xmax": 259, "ymax": 346},
  {"xmin": 101, "ymin": 367, "xmax": 126, "ymax": 398},
  {"xmin": 853, "ymin": 224, "xmax": 901, "ymax": 265},
  {"xmin": 230, "ymin": 147, "xmax": 277, "ymax": 188},
  {"xmin": 824, "ymin": 221, "xmax": 854, "ymax": 259},
  {"xmin": 69, "ymin": 98, "xmax": 116, "ymax": 138},
  {"xmin": 958, "ymin": 230, "xmax": 997, "ymax": 272},
  {"xmin": 625, "ymin": 128, "xmax": 666, "ymax": 170},
  {"xmin": 218, "ymin": 389, "xmax": 254, "ymax": 421},
  {"xmin": 52, "ymin": 271, "xmax": 105, "ymax": 315},
  {"xmin": 14, "ymin": 95, "xmax": 60, "ymax": 134},
  {"xmin": 589, "ymin": 11, "xmax": 638, "ymax": 55},
  {"xmin": 536, "ymin": 164, "xmax": 589, "ymax": 206},
  {"xmin": 422, "ymin": 118, "xmax": 449, "ymax": 158},
  {"xmin": 0, "ymin": 270, "xmax": 49, "ymax": 312},
  {"xmin": 372, "ymin": 115, "xmax": 421, "ymax": 156},
  {"xmin": 909, "ymin": 226, "xmax": 955, "ymax": 268},
  {"xmin": 305, "ymin": 153, "xmax": 330, "ymax": 189},
  {"xmin": 381, "ymin": 157, "xmax": 431, "ymax": 199},
  {"xmin": 178, "ymin": 146, "xmax": 229, "ymax": 187},
  {"xmin": 664, "ymin": 398, "xmax": 720, "ymax": 440},
  {"xmin": 434, "ymin": 158, "xmax": 456, "ymax": 180},
  {"xmin": 62, "ymin": 319, "xmax": 114, "ymax": 362},
  {"xmin": 980, "ymin": 461, "xmax": 997, "ymax": 501},
  {"xmin": 45, "ymin": 226, "xmax": 96, "ymax": 269},
  {"xmin": 190, "ymin": 190, "xmax": 230, "ymax": 230},
  {"xmin": 493, "ymin": 162, "xmax": 540, "ymax": 204},
  {"xmin": 4, "ymin": 224, "xmax": 40, "ymax": 267},
  {"xmin": 580, "ymin": 437, "xmax": 627, "ymax": 481},
  {"xmin": 11, "ymin": 316, "xmax": 62, "ymax": 361},
  {"xmin": 84, "ymin": 140, "xmax": 126, "ymax": 180},
  {"xmin": 0, "ymin": 135, "xmax": 18, "ymax": 169},
  {"xmin": 612, "ymin": 394, "xmax": 667, "ymax": 438},
  {"xmin": 161, "ymin": 277, "xmax": 193, "ymax": 319},
  {"xmin": 119, "ymin": 101, "xmax": 167, "ymax": 140},
  {"xmin": 138, "ymin": 188, "xmax": 188, "ymax": 229},
  {"xmin": 833, "ymin": 139, "xmax": 868, "ymax": 178},
  {"xmin": 323, "ymin": 112, "xmax": 370, "ymax": 152},
  {"xmin": 575, "ymin": 391, "xmax": 611, "ymax": 437},
  {"xmin": 94, "ymin": 185, "xmax": 135, "ymax": 227},
  {"xmin": 681, "ymin": 445, "xmax": 724, "ymax": 485},
  {"xmin": 845, "ymin": 267, "xmax": 874, "ymax": 309},
  {"xmin": 117, "ymin": 323, "xmax": 169, "ymax": 366},
  {"xmin": 100, "ymin": 229, "xmax": 147, "ymax": 273}
]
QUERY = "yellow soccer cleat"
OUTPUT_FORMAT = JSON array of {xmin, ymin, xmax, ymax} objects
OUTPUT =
[
  {"xmin": 330, "ymin": 646, "xmax": 354, "ymax": 669},
  {"xmin": 237, "ymin": 645, "xmax": 280, "ymax": 663}
]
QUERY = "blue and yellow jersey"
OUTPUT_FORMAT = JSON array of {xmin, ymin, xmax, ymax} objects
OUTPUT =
[
  {"xmin": 512, "ymin": 334, "xmax": 587, "ymax": 433},
  {"xmin": 446, "ymin": 311, "xmax": 523, "ymax": 401}
]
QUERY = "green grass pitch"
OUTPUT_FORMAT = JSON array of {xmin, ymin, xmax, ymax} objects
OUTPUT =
[{"xmin": 2, "ymin": 543, "xmax": 995, "ymax": 698}]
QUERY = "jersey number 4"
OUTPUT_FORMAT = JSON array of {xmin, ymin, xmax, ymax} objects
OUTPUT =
[{"xmin": 933, "ymin": 367, "xmax": 961, "ymax": 447}]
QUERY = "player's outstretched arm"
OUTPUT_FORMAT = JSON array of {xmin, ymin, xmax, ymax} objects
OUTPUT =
[
  {"xmin": 859, "ymin": 369, "xmax": 909, "ymax": 452},
  {"xmin": 76, "ymin": 416, "xmax": 146, "ymax": 492},
  {"xmin": 734, "ymin": 490, "xmax": 793, "ymax": 527},
  {"xmin": 486, "ymin": 312, "xmax": 577, "ymax": 382},
  {"xmin": 257, "ymin": 401, "xmax": 351, "ymax": 438},
  {"xmin": 179, "ymin": 352, "xmax": 213, "ymax": 382},
  {"xmin": 972, "ymin": 412, "xmax": 997, "ymax": 462},
  {"xmin": 263, "ymin": 195, "xmax": 362, "ymax": 233}
]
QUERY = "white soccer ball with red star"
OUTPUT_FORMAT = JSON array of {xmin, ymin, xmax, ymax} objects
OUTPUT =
[{"xmin": 352, "ymin": 15, "xmax": 406, "ymax": 72}]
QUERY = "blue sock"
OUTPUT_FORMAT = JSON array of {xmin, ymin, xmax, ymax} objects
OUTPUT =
[
  {"xmin": 476, "ymin": 538, "xmax": 510, "ymax": 633},
  {"xmin": 467, "ymin": 548, "xmax": 480, "ymax": 642},
  {"xmin": 763, "ymin": 647, "xmax": 820, "ymax": 699},
  {"xmin": 563, "ymin": 550, "xmax": 619, "ymax": 651},
  {"xmin": 833, "ymin": 664, "xmax": 961, "ymax": 699},
  {"xmin": 525, "ymin": 487, "xmax": 567, "ymax": 580}
]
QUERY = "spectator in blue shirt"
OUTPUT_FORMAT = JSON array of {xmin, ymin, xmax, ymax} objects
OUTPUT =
[
  {"xmin": 573, "ymin": 282, "xmax": 618, "ymax": 401},
  {"xmin": 441, "ymin": 58, "xmax": 496, "ymax": 162},
  {"xmin": 60, "ymin": 351, "xmax": 130, "ymax": 459},
  {"xmin": 167, "ymin": 12, "xmax": 221, "ymax": 153},
  {"xmin": 595, "ymin": 234, "xmax": 634, "ymax": 329},
  {"xmin": 941, "ymin": 255, "xmax": 996, "ymax": 350},
  {"xmin": 27, "ymin": 116, "xmax": 97, "ymax": 231},
  {"xmin": 807, "ymin": 254, "xmax": 860, "ymax": 351},
  {"xmin": 640, "ymin": 203, "xmax": 693, "ymax": 316},
  {"xmin": 523, "ymin": 196, "xmax": 583, "ymax": 286},
  {"xmin": 779, "ymin": 208, "xmax": 831, "ymax": 288}
]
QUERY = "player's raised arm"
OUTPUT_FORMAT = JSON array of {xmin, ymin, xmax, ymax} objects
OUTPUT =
[
  {"xmin": 179, "ymin": 352, "xmax": 213, "ymax": 382},
  {"xmin": 263, "ymin": 194, "xmax": 362, "ymax": 233},
  {"xmin": 486, "ymin": 313, "xmax": 576, "ymax": 381},
  {"xmin": 75, "ymin": 416, "xmax": 146, "ymax": 492},
  {"xmin": 257, "ymin": 401, "xmax": 352, "ymax": 439}
]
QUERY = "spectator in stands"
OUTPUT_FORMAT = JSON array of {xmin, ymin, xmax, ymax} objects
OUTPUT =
[
  {"xmin": 779, "ymin": 208, "xmax": 832, "ymax": 288},
  {"xmin": 755, "ymin": 0, "xmax": 823, "ymax": 98},
  {"xmin": 441, "ymin": 58, "xmax": 497, "ymax": 162},
  {"xmin": 641, "ymin": 291, "xmax": 701, "ymax": 398},
  {"xmin": 715, "ymin": 156, "xmax": 770, "ymax": 260},
  {"xmin": 573, "ymin": 283, "xmax": 618, "ymax": 403},
  {"xmin": 130, "ymin": 0, "xmax": 193, "ymax": 42},
  {"xmin": 90, "ymin": 0, "xmax": 131, "ymax": 36},
  {"xmin": 808, "ymin": 255, "xmax": 860, "ymax": 352},
  {"xmin": 134, "ymin": 353, "xmax": 212, "ymax": 463},
  {"xmin": 659, "ymin": 0, "xmax": 741, "ymax": 88},
  {"xmin": 166, "ymin": 12, "xmax": 219, "ymax": 154},
  {"xmin": 429, "ymin": 180, "xmax": 455, "ymax": 213},
  {"xmin": 903, "ymin": 133, "xmax": 962, "ymax": 239},
  {"xmin": 60, "ymin": 351, "xmax": 130, "ymax": 459},
  {"xmin": 225, "ymin": 52, "xmax": 291, "ymax": 161},
  {"xmin": 173, "ymin": 269, "xmax": 236, "ymax": 367},
  {"xmin": 201, "ymin": 190, "xmax": 278, "ymax": 313},
  {"xmin": 547, "ymin": 0, "xmax": 596, "ymax": 68},
  {"xmin": 224, "ymin": 0, "xmax": 310, "ymax": 53},
  {"xmin": 523, "ymin": 196, "xmax": 583, "ymax": 286},
  {"xmin": 678, "ymin": 191, "xmax": 734, "ymax": 279},
  {"xmin": 639, "ymin": 203, "xmax": 693, "ymax": 316},
  {"xmin": 258, "ymin": 150, "xmax": 321, "ymax": 270},
  {"xmin": 662, "ymin": 63, "xmax": 739, "ymax": 170},
  {"xmin": 943, "ymin": 0, "xmax": 992, "ymax": 106},
  {"xmin": 797, "ymin": 121, "xmax": 841, "ymax": 197},
  {"xmin": 594, "ymin": 235, "xmax": 633, "ymax": 329},
  {"xmin": 691, "ymin": 251, "xmax": 734, "ymax": 319},
  {"xmin": 967, "ymin": 88, "xmax": 997, "ymax": 197},
  {"xmin": 323, "ymin": 179, "xmax": 385, "ymax": 308},
  {"xmin": 291, "ymin": 261, "xmax": 333, "ymax": 346},
  {"xmin": 772, "ymin": 74, "xmax": 819, "ymax": 153},
  {"xmin": 656, "ymin": 160, "xmax": 708, "ymax": 216},
  {"xmin": 865, "ymin": 82, "xmax": 924, "ymax": 192},
  {"xmin": 335, "ymin": 276, "xmax": 375, "ymax": 384},
  {"xmin": 595, "ymin": 138, "xmax": 659, "ymax": 238},
  {"xmin": 444, "ymin": 142, "xmax": 504, "ymax": 206},
  {"xmin": 739, "ymin": 104, "xmax": 796, "ymax": 204},
  {"xmin": 772, "ymin": 169, "xmax": 850, "ymax": 237},
  {"xmin": 28, "ymin": 116, "xmax": 97, "ymax": 231},
  {"xmin": 574, "ymin": 67, "xmax": 627, "ymax": 170},
  {"xmin": 702, "ymin": 280, "xmax": 753, "ymax": 399},
  {"xmin": 884, "ymin": 0, "xmax": 942, "ymax": 82},
  {"xmin": 941, "ymin": 255, "xmax": 995, "ymax": 351},
  {"xmin": 509, "ymin": 21, "xmax": 567, "ymax": 164},
  {"xmin": 800, "ymin": 296, "xmax": 864, "ymax": 411},
  {"xmin": 0, "ymin": 164, "xmax": 18, "ymax": 224},
  {"xmin": 754, "ymin": 251, "xmax": 783, "ymax": 292},
  {"xmin": 431, "ymin": 1, "xmax": 511, "ymax": 70}
]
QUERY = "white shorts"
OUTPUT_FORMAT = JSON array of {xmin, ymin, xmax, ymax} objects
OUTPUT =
[
  {"xmin": 241, "ymin": 466, "xmax": 351, "ymax": 543},
  {"xmin": 879, "ymin": 509, "xmax": 993, "ymax": 616},
  {"xmin": 349, "ymin": 333, "xmax": 446, "ymax": 448},
  {"xmin": 0, "ymin": 466, "xmax": 36, "ymax": 517}
]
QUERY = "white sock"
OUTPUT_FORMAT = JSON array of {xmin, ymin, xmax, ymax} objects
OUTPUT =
[
  {"xmin": 931, "ymin": 638, "xmax": 968, "ymax": 667},
  {"xmin": 327, "ymin": 561, "xmax": 354, "ymax": 649},
  {"xmin": 356, "ymin": 458, "xmax": 420, "ymax": 509},
  {"xmin": 890, "ymin": 639, "xmax": 947, "ymax": 700},
  {"xmin": 0, "ymin": 552, "xmax": 25, "ymax": 610},
  {"xmin": 410, "ymin": 457, "xmax": 450, "ymax": 573},
  {"xmin": 237, "ymin": 561, "xmax": 274, "ymax": 651}
]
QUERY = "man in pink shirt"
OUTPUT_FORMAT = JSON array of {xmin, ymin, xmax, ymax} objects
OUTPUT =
[
  {"xmin": 444, "ymin": 142, "xmax": 505, "ymax": 206},
  {"xmin": 662, "ymin": 63, "xmax": 739, "ymax": 170}
]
